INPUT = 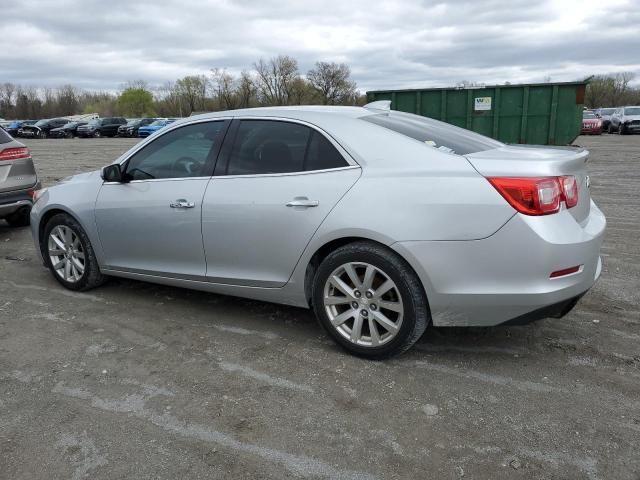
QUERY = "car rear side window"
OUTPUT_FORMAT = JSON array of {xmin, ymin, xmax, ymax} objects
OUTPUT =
[
  {"xmin": 305, "ymin": 131, "xmax": 348, "ymax": 170},
  {"xmin": 0, "ymin": 128, "xmax": 12, "ymax": 143},
  {"xmin": 124, "ymin": 121, "xmax": 227, "ymax": 180},
  {"xmin": 362, "ymin": 111, "xmax": 503, "ymax": 155},
  {"xmin": 225, "ymin": 120, "xmax": 348, "ymax": 175}
]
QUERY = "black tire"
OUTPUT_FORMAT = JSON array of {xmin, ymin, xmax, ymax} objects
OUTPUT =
[
  {"xmin": 619, "ymin": 124, "xmax": 626, "ymax": 135},
  {"xmin": 39, "ymin": 130, "xmax": 47, "ymax": 139},
  {"xmin": 5, "ymin": 207, "xmax": 31, "ymax": 227},
  {"xmin": 42, "ymin": 213, "xmax": 106, "ymax": 291},
  {"xmin": 312, "ymin": 241, "xmax": 430, "ymax": 359},
  {"xmin": 94, "ymin": 130, "xmax": 102, "ymax": 138},
  {"xmin": 608, "ymin": 124, "xmax": 614, "ymax": 134},
  {"xmin": 65, "ymin": 131, "xmax": 73, "ymax": 139}
]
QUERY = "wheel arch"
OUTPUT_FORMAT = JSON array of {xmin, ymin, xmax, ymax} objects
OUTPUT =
[
  {"xmin": 303, "ymin": 236, "xmax": 432, "ymax": 311},
  {"xmin": 38, "ymin": 207, "xmax": 85, "ymax": 254}
]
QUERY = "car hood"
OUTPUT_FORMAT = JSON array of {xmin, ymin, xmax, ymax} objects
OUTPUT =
[
  {"xmin": 55, "ymin": 170, "xmax": 102, "ymax": 185},
  {"xmin": 624, "ymin": 115, "xmax": 640, "ymax": 121}
]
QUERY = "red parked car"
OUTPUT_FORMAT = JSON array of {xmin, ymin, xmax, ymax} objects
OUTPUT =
[{"xmin": 581, "ymin": 111, "xmax": 603, "ymax": 135}]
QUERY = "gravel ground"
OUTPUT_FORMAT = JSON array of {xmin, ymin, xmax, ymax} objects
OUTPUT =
[{"xmin": 1, "ymin": 134, "xmax": 639, "ymax": 480}]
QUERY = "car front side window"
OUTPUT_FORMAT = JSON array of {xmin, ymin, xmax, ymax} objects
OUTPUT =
[{"xmin": 124, "ymin": 121, "xmax": 227, "ymax": 181}]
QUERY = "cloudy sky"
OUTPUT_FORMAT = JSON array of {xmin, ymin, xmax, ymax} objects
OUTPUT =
[{"xmin": 2, "ymin": 0, "xmax": 639, "ymax": 92}]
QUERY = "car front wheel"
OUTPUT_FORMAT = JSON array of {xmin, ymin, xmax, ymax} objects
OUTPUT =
[
  {"xmin": 93, "ymin": 130, "xmax": 101, "ymax": 138},
  {"xmin": 312, "ymin": 241, "xmax": 429, "ymax": 359},
  {"xmin": 43, "ymin": 213, "xmax": 106, "ymax": 291}
]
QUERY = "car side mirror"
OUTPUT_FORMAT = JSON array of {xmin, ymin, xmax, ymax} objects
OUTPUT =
[{"xmin": 101, "ymin": 164, "xmax": 124, "ymax": 182}]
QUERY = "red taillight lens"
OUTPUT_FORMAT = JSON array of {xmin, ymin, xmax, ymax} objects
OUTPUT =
[
  {"xmin": 488, "ymin": 176, "xmax": 579, "ymax": 215},
  {"xmin": 487, "ymin": 177, "xmax": 561, "ymax": 215},
  {"xmin": 0, "ymin": 147, "xmax": 30, "ymax": 161}
]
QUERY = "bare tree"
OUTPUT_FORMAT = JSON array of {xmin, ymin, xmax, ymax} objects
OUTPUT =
[
  {"xmin": 211, "ymin": 68, "xmax": 237, "ymax": 110},
  {"xmin": 236, "ymin": 71, "xmax": 256, "ymax": 108},
  {"xmin": 253, "ymin": 55, "xmax": 299, "ymax": 105},
  {"xmin": 307, "ymin": 62, "xmax": 357, "ymax": 105},
  {"xmin": 0, "ymin": 83, "xmax": 16, "ymax": 117},
  {"xmin": 57, "ymin": 84, "xmax": 81, "ymax": 115},
  {"xmin": 175, "ymin": 75, "xmax": 209, "ymax": 114}
]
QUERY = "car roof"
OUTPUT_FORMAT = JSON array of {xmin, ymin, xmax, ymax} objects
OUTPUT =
[{"xmin": 189, "ymin": 105, "xmax": 369, "ymax": 122}]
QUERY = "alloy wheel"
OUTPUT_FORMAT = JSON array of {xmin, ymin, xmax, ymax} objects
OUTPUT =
[
  {"xmin": 47, "ymin": 225, "xmax": 85, "ymax": 283},
  {"xmin": 323, "ymin": 262, "xmax": 404, "ymax": 347}
]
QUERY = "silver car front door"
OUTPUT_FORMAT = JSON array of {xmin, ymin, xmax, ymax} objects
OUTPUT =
[
  {"xmin": 202, "ymin": 119, "xmax": 361, "ymax": 287},
  {"xmin": 94, "ymin": 120, "xmax": 229, "ymax": 278}
]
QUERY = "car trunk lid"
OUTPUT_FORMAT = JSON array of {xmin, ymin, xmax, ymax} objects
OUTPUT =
[{"xmin": 465, "ymin": 145, "xmax": 591, "ymax": 223}]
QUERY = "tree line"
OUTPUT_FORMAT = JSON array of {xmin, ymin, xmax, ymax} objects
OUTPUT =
[
  {"xmin": 2, "ymin": 59, "xmax": 638, "ymax": 120},
  {"xmin": 0, "ymin": 55, "xmax": 364, "ymax": 120},
  {"xmin": 584, "ymin": 72, "xmax": 640, "ymax": 108}
]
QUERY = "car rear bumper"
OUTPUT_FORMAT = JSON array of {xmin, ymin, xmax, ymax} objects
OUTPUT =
[
  {"xmin": 0, "ymin": 186, "xmax": 37, "ymax": 218},
  {"xmin": 392, "ymin": 201, "xmax": 606, "ymax": 327}
]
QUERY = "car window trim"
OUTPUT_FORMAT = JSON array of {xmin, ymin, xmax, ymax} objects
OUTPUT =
[
  {"xmin": 213, "ymin": 116, "xmax": 356, "ymax": 177},
  {"xmin": 112, "ymin": 118, "xmax": 232, "ymax": 182}
]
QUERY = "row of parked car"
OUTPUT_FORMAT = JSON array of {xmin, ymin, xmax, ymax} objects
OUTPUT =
[
  {"xmin": 582, "ymin": 106, "xmax": 640, "ymax": 135},
  {"xmin": 0, "ymin": 117, "xmax": 179, "ymax": 139}
]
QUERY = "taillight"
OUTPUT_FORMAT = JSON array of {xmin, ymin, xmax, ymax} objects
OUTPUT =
[
  {"xmin": 560, "ymin": 176, "xmax": 578, "ymax": 207},
  {"xmin": 0, "ymin": 147, "xmax": 30, "ymax": 161},
  {"xmin": 487, "ymin": 175, "xmax": 578, "ymax": 216}
]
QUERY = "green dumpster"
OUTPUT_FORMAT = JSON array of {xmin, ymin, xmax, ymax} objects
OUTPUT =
[{"xmin": 366, "ymin": 81, "xmax": 588, "ymax": 145}]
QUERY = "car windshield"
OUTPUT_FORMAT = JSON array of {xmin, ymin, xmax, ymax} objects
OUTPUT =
[
  {"xmin": 149, "ymin": 120, "xmax": 166, "ymax": 127},
  {"xmin": 583, "ymin": 112, "xmax": 597, "ymax": 119},
  {"xmin": 624, "ymin": 107, "xmax": 640, "ymax": 115},
  {"xmin": 127, "ymin": 120, "xmax": 139, "ymax": 126},
  {"xmin": 88, "ymin": 120, "xmax": 100, "ymax": 126},
  {"xmin": 599, "ymin": 108, "xmax": 615, "ymax": 115},
  {"xmin": 361, "ymin": 111, "xmax": 503, "ymax": 155},
  {"xmin": 63, "ymin": 122, "xmax": 77, "ymax": 128},
  {"xmin": 35, "ymin": 120, "xmax": 48, "ymax": 127}
]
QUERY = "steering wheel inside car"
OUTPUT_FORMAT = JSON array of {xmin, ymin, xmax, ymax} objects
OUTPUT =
[{"xmin": 173, "ymin": 156, "xmax": 202, "ymax": 176}]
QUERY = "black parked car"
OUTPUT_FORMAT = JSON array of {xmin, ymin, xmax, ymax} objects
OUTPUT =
[
  {"xmin": 49, "ymin": 121, "xmax": 88, "ymax": 138},
  {"xmin": 20, "ymin": 118, "xmax": 69, "ymax": 138},
  {"xmin": 77, "ymin": 117, "xmax": 127, "ymax": 138},
  {"xmin": 118, "ymin": 118, "xmax": 156, "ymax": 137}
]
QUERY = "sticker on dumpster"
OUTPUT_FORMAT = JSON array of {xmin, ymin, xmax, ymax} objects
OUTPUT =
[{"xmin": 474, "ymin": 97, "xmax": 492, "ymax": 111}]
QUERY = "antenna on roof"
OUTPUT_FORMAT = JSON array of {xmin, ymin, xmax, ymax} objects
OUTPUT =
[{"xmin": 364, "ymin": 100, "xmax": 392, "ymax": 111}]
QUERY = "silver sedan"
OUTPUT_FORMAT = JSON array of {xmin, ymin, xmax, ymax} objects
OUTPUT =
[{"xmin": 30, "ymin": 103, "xmax": 606, "ymax": 358}]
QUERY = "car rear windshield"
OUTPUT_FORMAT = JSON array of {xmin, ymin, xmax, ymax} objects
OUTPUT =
[
  {"xmin": 0, "ymin": 128, "xmax": 13, "ymax": 144},
  {"xmin": 361, "ymin": 111, "xmax": 503, "ymax": 155},
  {"xmin": 600, "ymin": 108, "xmax": 615, "ymax": 115}
]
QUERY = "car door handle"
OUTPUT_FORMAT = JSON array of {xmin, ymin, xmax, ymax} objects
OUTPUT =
[
  {"xmin": 170, "ymin": 199, "xmax": 195, "ymax": 209},
  {"xmin": 286, "ymin": 197, "xmax": 319, "ymax": 208}
]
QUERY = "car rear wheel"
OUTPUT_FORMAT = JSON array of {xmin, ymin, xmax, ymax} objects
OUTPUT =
[
  {"xmin": 39, "ymin": 130, "xmax": 47, "ymax": 139},
  {"xmin": 5, "ymin": 207, "xmax": 31, "ymax": 227},
  {"xmin": 65, "ymin": 131, "xmax": 73, "ymax": 139},
  {"xmin": 94, "ymin": 130, "xmax": 101, "ymax": 138},
  {"xmin": 619, "ymin": 124, "xmax": 626, "ymax": 135},
  {"xmin": 43, "ymin": 213, "xmax": 106, "ymax": 291},
  {"xmin": 312, "ymin": 241, "xmax": 429, "ymax": 359}
]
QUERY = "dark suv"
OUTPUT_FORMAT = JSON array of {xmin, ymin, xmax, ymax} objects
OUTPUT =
[
  {"xmin": 20, "ymin": 118, "xmax": 69, "ymax": 138},
  {"xmin": 118, "ymin": 118, "xmax": 156, "ymax": 137},
  {"xmin": 49, "ymin": 121, "xmax": 88, "ymax": 138},
  {"xmin": 77, "ymin": 117, "xmax": 127, "ymax": 138}
]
